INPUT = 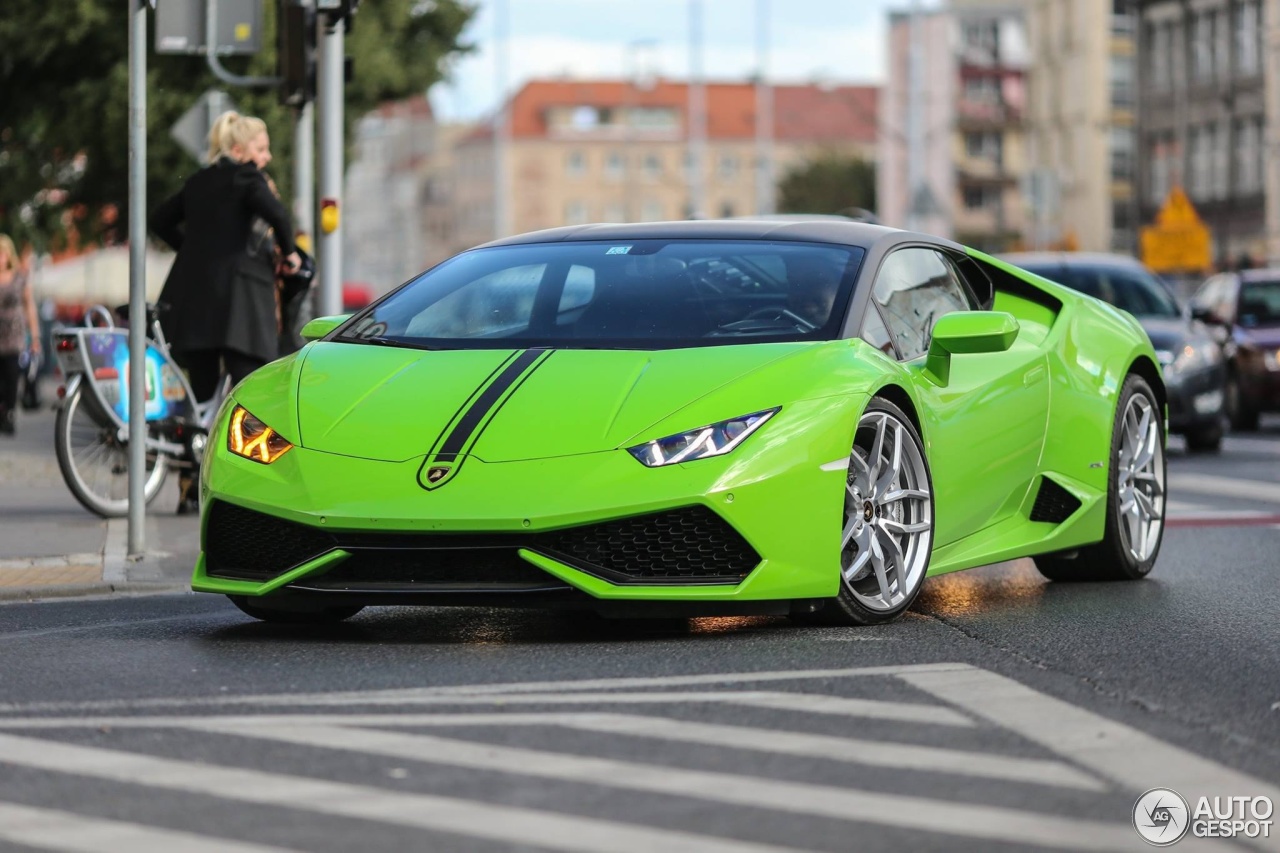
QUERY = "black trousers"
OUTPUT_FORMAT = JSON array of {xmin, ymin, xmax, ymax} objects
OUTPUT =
[
  {"xmin": 172, "ymin": 348, "xmax": 266, "ymax": 403},
  {"xmin": 0, "ymin": 353, "xmax": 18, "ymax": 414}
]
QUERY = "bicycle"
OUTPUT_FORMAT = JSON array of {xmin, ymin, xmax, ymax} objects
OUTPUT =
[{"xmin": 50, "ymin": 304, "xmax": 228, "ymax": 518}]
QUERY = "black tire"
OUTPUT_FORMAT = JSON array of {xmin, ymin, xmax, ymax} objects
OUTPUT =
[
  {"xmin": 811, "ymin": 397, "xmax": 934, "ymax": 625},
  {"xmin": 1183, "ymin": 421, "xmax": 1223, "ymax": 454},
  {"xmin": 55, "ymin": 383, "xmax": 168, "ymax": 518},
  {"xmin": 1225, "ymin": 374, "xmax": 1260, "ymax": 432},
  {"xmin": 228, "ymin": 595, "xmax": 364, "ymax": 625},
  {"xmin": 1036, "ymin": 374, "xmax": 1165, "ymax": 582}
]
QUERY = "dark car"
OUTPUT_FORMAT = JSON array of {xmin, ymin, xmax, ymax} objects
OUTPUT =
[
  {"xmin": 1004, "ymin": 253, "xmax": 1226, "ymax": 452},
  {"xmin": 1189, "ymin": 269, "xmax": 1280, "ymax": 431}
]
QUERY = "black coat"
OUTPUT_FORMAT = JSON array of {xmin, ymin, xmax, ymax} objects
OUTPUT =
[{"xmin": 150, "ymin": 158, "xmax": 296, "ymax": 363}]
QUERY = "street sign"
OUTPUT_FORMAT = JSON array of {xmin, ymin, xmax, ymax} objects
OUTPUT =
[
  {"xmin": 156, "ymin": 0, "xmax": 264, "ymax": 55},
  {"xmin": 170, "ymin": 90, "xmax": 237, "ymax": 164},
  {"xmin": 1141, "ymin": 187, "xmax": 1212, "ymax": 274}
]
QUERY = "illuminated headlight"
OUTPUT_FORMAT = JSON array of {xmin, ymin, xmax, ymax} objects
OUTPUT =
[
  {"xmin": 628, "ymin": 408, "xmax": 779, "ymax": 467},
  {"xmin": 227, "ymin": 406, "xmax": 293, "ymax": 464},
  {"xmin": 1264, "ymin": 349, "xmax": 1280, "ymax": 371},
  {"xmin": 1168, "ymin": 339, "xmax": 1221, "ymax": 374}
]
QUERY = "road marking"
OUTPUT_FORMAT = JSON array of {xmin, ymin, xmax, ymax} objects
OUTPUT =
[
  {"xmin": 1170, "ymin": 472, "xmax": 1280, "ymax": 504},
  {"xmin": 722, "ymin": 691, "xmax": 974, "ymax": 725},
  {"xmin": 1222, "ymin": 435, "xmax": 1280, "ymax": 456},
  {"xmin": 0, "ymin": 733, "xmax": 808, "ymax": 853},
  {"xmin": 0, "ymin": 612, "xmax": 221, "ymax": 642},
  {"xmin": 0, "ymin": 710, "xmax": 1095, "ymax": 789},
  {"xmin": 0, "ymin": 662, "xmax": 969, "ymax": 714},
  {"xmin": 196, "ymin": 723, "xmax": 1139, "ymax": 851},
  {"xmin": 1167, "ymin": 513, "xmax": 1280, "ymax": 529},
  {"xmin": 899, "ymin": 667, "xmax": 1280, "ymax": 853},
  {"xmin": 0, "ymin": 801, "xmax": 299, "ymax": 853},
  {"xmin": 1165, "ymin": 499, "xmax": 1217, "ymax": 514}
]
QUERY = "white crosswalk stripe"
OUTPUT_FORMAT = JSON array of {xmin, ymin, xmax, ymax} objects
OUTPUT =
[{"xmin": 1170, "ymin": 472, "xmax": 1280, "ymax": 505}]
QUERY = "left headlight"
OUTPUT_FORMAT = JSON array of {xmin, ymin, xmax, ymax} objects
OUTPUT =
[
  {"xmin": 227, "ymin": 405, "xmax": 293, "ymax": 464},
  {"xmin": 1167, "ymin": 339, "xmax": 1222, "ymax": 375},
  {"xmin": 627, "ymin": 408, "xmax": 779, "ymax": 467}
]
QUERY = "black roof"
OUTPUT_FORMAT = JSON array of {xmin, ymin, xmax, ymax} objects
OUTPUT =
[{"xmin": 476, "ymin": 218, "xmax": 908, "ymax": 252}]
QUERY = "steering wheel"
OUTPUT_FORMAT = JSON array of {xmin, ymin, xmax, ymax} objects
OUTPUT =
[{"xmin": 741, "ymin": 306, "xmax": 817, "ymax": 332}]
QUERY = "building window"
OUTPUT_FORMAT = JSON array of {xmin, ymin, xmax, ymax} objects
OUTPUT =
[
  {"xmin": 718, "ymin": 153, "xmax": 739, "ymax": 180},
  {"xmin": 1236, "ymin": 117, "xmax": 1262, "ymax": 195},
  {"xmin": 1214, "ymin": 8, "xmax": 1231, "ymax": 82},
  {"xmin": 963, "ymin": 186, "xmax": 994, "ymax": 210},
  {"xmin": 1236, "ymin": 0, "xmax": 1260, "ymax": 77},
  {"xmin": 1148, "ymin": 23, "xmax": 1170, "ymax": 91},
  {"xmin": 1148, "ymin": 134, "xmax": 1174, "ymax": 204},
  {"xmin": 1110, "ymin": 127, "xmax": 1134, "ymax": 181},
  {"xmin": 719, "ymin": 201, "xmax": 736, "ymax": 218},
  {"xmin": 963, "ymin": 76, "xmax": 1000, "ymax": 104},
  {"xmin": 566, "ymin": 150, "xmax": 587, "ymax": 178},
  {"xmin": 603, "ymin": 202, "xmax": 626, "ymax": 223},
  {"xmin": 641, "ymin": 199, "xmax": 664, "ymax": 222},
  {"xmin": 565, "ymin": 200, "xmax": 589, "ymax": 225},
  {"xmin": 605, "ymin": 151, "xmax": 625, "ymax": 181},
  {"xmin": 1110, "ymin": 54, "xmax": 1135, "ymax": 108},
  {"xmin": 1191, "ymin": 12, "xmax": 1213, "ymax": 83},
  {"xmin": 1210, "ymin": 122, "xmax": 1229, "ymax": 200},
  {"xmin": 643, "ymin": 153, "xmax": 663, "ymax": 181},
  {"xmin": 965, "ymin": 131, "xmax": 1002, "ymax": 164},
  {"xmin": 1188, "ymin": 126, "xmax": 1211, "ymax": 200}
]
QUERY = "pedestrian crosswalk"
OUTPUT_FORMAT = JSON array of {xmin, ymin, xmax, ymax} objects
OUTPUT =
[{"xmin": 0, "ymin": 663, "xmax": 1274, "ymax": 852}]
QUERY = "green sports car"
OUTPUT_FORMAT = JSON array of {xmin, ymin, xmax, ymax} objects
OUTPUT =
[{"xmin": 195, "ymin": 221, "xmax": 1167, "ymax": 625}]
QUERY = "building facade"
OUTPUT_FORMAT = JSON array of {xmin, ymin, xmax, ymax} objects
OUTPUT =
[
  {"xmin": 1136, "ymin": 0, "xmax": 1267, "ymax": 267},
  {"xmin": 442, "ymin": 79, "xmax": 878, "ymax": 261},
  {"xmin": 880, "ymin": 3, "xmax": 1029, "ymax": 253},
  {"xmin": 1024, "ymin": 0, "xmax": 1138, "ymax": 253}
]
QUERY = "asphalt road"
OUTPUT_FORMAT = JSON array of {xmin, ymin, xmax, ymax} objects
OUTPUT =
[{"xmin": 0, "ymin": 422, "xmax": 1277, "ymax": 852}]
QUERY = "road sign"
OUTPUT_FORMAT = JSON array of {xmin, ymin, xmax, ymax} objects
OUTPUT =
[
  {"xmin": 1140, "ymin": 187, "xmax": 1211, "ymax": 274},
  {"xmin": 170, "ymin": 90, "xmax": 237, "ymax": 165},
  {"xmin": 156, "ymin": 0, "xmax": 263, "ymax": 55}
]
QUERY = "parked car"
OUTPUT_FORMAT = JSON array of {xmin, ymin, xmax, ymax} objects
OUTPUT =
[
  {"xmin": 1003, "ymin": 253, "xmax": 1226, "ymax": 452},
  {"xmin": 1189, "ymin": 268, "xmax": 1280, "ymax": 431}
]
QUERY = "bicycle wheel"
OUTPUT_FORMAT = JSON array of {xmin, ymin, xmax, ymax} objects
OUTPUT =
[{"xmin": 55, "ymin": 384, "xmax": 169, "ymax": 518}]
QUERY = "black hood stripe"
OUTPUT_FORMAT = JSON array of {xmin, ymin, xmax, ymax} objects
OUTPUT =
[
  {"xmin": 436, "ymin": 348, "xmax": 548, "ymax": 459},
  {"xmin": 426, "ymin": 349, "xmax": 522, "ymax": 459}
]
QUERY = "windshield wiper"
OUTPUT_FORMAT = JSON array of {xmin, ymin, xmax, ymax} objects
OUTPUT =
[{"xmin": 336, "ymin": 334, "xmax": 430, "ymax": 350}]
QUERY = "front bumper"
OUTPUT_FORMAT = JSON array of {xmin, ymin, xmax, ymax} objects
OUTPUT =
[
  {"xmin": 194, "ymin": 396, "xmax": 861, "ymax": 606},
  {"xmin": 1164, "ymin": 363, "xmax": 1226, "ymax": 432}
]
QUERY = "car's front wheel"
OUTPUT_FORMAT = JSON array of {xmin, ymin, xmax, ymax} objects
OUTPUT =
[
  {"xmin": 1036, "ymin": 374, "xmax": 1165, "ymax": 582},
  {"xmin": 228, "ymin": 595, "xmax": 364, "ymax": 625},
  {"xmin": 819, "ymin": 398, "xmax": 934, "ymax": 625}
]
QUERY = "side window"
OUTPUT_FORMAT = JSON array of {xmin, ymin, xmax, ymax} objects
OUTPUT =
[
  {"xmin": 871, "ymin": 248, "xmax": 972, "ymax": 360},
  {"xmin": 860, "ymin": 306, "xmax": 897, "ymax": 357},
  {"xmin": 1191, "ymin": 275, "xmax": 1224, "ymax": 317}
]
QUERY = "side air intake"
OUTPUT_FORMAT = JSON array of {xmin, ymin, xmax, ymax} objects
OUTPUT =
[{"xmin": 1029, "ymin": 477, "xmax": 1082, "ymax": 524}]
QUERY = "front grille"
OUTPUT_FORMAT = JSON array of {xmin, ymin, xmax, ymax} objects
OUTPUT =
[
  {"xmin": 1029, "ymin": 477, "xmax": 1082, "ymax": 524},
  {"xmin": 205, "ymin": 502, "xmax": 759, "ymax": 586},
  {"xmin": 543, "ymin": 506, "xmax": 760, "ymax": 582},
  {"xmin": 205, "ymin": 501, "xmax": 334, "ymax": 580},
  {"xmin": 302, "ymin": 547, "xmax": 563, "ymax": 590}
]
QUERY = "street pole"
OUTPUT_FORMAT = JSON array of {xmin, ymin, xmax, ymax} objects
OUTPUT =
[
  {"xmin": 493, "ymin": 0, "xmax": 510, "ymax": 239},
  {"xmin": 127, "ymin": 0, "xmax": 147, "ymax": 556},
  {"xmin": 316, "ymin": 12, "xmax": 343, "ymax": 316},
  {"xmin": 687, "ymin": 0, "xmax": 707, "ymax": 220},
  {"xmin": 295, "ymin": 101, "xmax": 314, "ymax": 242},
  {"xmin": 754, "ymin": 0, "xmax": 773, "ymax": 215},
  {"xmin": 905, "ymin": 0, "xmax": 923, "ymax": 232}
]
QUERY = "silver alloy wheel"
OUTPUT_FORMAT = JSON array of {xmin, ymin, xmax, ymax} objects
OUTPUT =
[
  {"xmin": 1116, "ymin": 392, "xmax": 1164, "ymax": 562},
  {"xmin": 841, "ymin": 410, "xmax": 933, "ymax": 612}
]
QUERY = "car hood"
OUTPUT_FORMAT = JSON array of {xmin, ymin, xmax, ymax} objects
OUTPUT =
[{"xmin": 291, "ymin": 341, "xmax": 846, "ymax": 462}]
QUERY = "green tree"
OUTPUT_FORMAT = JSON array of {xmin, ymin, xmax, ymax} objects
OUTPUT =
[
  {"xmin": 0, "ymin": 0, "xmax": 474, "ymax": 253},
  {"xmin": 777, "ymin": 154, "xmax": 877, "ymax": 219}
]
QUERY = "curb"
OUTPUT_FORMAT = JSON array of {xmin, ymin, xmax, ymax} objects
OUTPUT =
[{"xmin": 0, "ymin": 582, "xmax": 188, "ymax": 604}]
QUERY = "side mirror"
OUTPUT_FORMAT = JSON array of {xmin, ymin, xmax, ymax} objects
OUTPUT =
[
  {"xmin": 300, "ymin": 314, "xmax": 350, "ymax": 342},
  {"xmin": 924, "ymin": 311, "xmax": 1019, "ymax": 386}
]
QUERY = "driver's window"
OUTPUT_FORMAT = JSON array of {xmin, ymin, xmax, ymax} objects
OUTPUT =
[{"xmin": 871, "ymin": 249, "xmax": 971, "ymax": 360}]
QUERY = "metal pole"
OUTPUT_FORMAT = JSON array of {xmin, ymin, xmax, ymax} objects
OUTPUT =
[
  {"xmin": 493, "ymin": 0, "xmax": 510, "ymax": 239},
  {"xmin": 687, "ymin": 0, "xmax": 707, "ymax": 219},
  {"xmin": 294, "ymin": 101, "xmax": 314, "ymax": 239},
  {"xmin": 754, "ymin": 0, "xmax": 773, "ymax": 215},
  {"xmin": 905, "ymin": 0, "xmax": 923, "ymax": 232},
  {"xmin": 316, "ymin": 13, "xmax": 343, "ymax": 317},
  {"xmin": 127, "ymin": 0, "xmax": 147, "ymax": 555}
]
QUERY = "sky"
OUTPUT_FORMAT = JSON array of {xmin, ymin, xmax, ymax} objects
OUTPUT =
[{"xmin": 429, "ymin": 0, "xmax": 918, "ymax": 122}]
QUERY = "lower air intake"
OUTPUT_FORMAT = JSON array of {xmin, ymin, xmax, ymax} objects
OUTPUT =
[{"xmin": 1030, "ymin": 477, "xmax": 1082, "ymax": 524}]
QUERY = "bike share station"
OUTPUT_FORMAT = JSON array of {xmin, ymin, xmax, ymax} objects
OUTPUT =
[{"xmin": 100, "ymin": 0, "xmax": 353, "ymax": 555}]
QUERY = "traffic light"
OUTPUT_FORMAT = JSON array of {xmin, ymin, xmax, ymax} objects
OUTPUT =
[{"xmin": 277, "ymin": 0, "xmax": 315, "ymax": 106}]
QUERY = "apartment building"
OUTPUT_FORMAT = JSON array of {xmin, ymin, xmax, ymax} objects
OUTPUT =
[
  {"xmin": 1136, "ymin": 0, "xmax": 1266, "ymax": 267},
  {"xmin": 439, "ymin": 78, "xmax": 879, "ymax": 263},
  {"xmin": 880, "ymin": 3, "xmax": 1030, "ymax": 253},
  {"xmin": 1024, "ymin": 0, "xmax": 1139, "ymax": 252}
]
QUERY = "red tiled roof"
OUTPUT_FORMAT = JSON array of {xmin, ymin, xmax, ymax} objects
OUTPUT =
[{"xmin": 461, "ymin": 78, "xmax": 877, "ymax": 144}]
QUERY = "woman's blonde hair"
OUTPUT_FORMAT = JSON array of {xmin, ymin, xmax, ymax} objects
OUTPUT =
[
  {"xmin": 206, "ymin": 111, "xmax": 268, "ymax": 164},
  {"xmin": 0, "ymin": 234, "xmax": 17, "ymax": 272}
]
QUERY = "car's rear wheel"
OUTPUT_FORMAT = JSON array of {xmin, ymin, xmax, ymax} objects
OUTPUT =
[
  {"xmin": 1183, "ymin": 421, "xmax": 1223, "ymax": 453},
  {"xmin": 816, "ymin": 398, "xmax": 934, "ymax": 625},
  {"xmin": 1036, "ymin": 374, "xmax": 1165, "ymax": 582},
  {"xmin": 1225, "ymin": 373, "xmax": 1259, "ymax": 432},
  {"xmin": 228, "ymin": 595, "xmax": 364, "ymax": 625}
]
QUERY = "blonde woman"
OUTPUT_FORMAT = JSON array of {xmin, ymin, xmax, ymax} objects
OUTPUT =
[
  {"xmin": 149, "ymin": 110, "xmax": 300, "ymax": 511},
  {"xmin": 0, "ymin": 234, "xmax": 40, "ymax": 437}
]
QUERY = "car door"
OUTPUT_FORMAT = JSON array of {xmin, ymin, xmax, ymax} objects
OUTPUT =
[{"xmin": 865, "ymin": 247, "xmax": 1050, "ymax": 546}]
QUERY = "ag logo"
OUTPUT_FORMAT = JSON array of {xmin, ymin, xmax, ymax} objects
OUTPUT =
[
  {"xmin": 425, "ymin": 465, "xmax": 450, "ymax": 483},
  {"xmin": 1134, "ymin": 788, "xmax": 1190, "ymax": 846}
]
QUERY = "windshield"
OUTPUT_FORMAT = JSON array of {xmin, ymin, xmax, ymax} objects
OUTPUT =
[
  {"xmin": 1239, "ymin": 279, "xmax": 1280, "ymax": 327},
  {"xmin": 337, "ymin": 240, "xmax": 865, "ymax": 349},
  {"xmin": 1020, "ymin": 263, "xmax": 1181, "ymax": 319}
]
